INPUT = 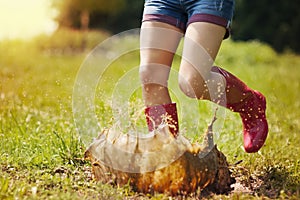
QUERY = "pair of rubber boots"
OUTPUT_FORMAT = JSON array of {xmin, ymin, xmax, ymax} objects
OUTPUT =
[{"xmin": 145, "ymin": 66, "xmax": 268, "ymax": 153}]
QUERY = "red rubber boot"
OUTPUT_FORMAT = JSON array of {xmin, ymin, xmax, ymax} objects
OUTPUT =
[
  {"xmin": 212, "ymin": 66, "xmax": 268, "ymax": 153},
  {"xmin": 145, "ymin": 103, "xmax": 179, "ymax": 137}
]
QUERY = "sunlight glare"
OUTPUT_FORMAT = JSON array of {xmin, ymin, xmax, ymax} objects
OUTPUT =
[{"xmin": 0, "ymin": 0, "xmax": 57, "ymax": 40}]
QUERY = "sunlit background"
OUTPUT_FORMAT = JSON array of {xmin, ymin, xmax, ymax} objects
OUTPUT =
[{"xmin": 0, "ymin": 0, "xmax": 57, "ymax": 40}]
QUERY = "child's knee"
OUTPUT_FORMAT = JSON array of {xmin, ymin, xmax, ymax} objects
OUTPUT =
[{"xmin": 139, "ymin": 64, "xmax": 170, "ymax": 87}]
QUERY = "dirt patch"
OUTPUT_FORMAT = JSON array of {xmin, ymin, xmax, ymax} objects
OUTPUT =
[{"xmin": 229, "ymin": 163, "xmax": 300, "ymax": 199}]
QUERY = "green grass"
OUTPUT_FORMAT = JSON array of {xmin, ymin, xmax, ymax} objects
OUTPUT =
[{"xmin": 0, "ymin": 30, "xmax": 299, "ymax": 199}]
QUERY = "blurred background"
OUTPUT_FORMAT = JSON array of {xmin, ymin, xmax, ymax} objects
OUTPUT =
[
  {"xmin": 0, "ymin": 1, "xmax": 300, "ymax": 199},
  {"xmin": 0, "ymin": 0, "xmax": 299, "ymax": 53}
]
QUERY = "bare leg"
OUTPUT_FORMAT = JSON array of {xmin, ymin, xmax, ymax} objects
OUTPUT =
[
  {"xmin": 140, "ymin": 21, "xmax": 183, "ymax": 107},
  {"xmin": 178, "ymin": 22, "xmax": 227, "ymax": 105}
]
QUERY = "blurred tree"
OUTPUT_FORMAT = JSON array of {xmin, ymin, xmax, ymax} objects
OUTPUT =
[
  {"xmin": 53, "ymin": 0, "xmax": 125, "ymax": 31},
  {"xmin": 232, "ymin": 0, "xmax": 300, "ymax": 53},
  {"xmin": 90, "ymin": 0, "xmax": 144, "ymax": 33}
]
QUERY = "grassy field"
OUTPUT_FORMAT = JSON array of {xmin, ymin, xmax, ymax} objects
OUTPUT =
[{"xmin": 0, "ymin": 30, "xmax": 299, "ymax": 199}]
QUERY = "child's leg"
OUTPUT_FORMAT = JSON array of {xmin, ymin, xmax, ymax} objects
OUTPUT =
[
  {"xmin": 178, "ymin": 22, "xmax": 268, "ymax": 153},
  {"xmin": 140, "ymin": 21, "xmax": 183, "ymax": 135},
  {"xmin": 140, "ymin": 21, "xmax": 183, "ymax": 106},
  {"xmin": 178, "ymin": 22, "xmax": 226, "ymax": 103}
]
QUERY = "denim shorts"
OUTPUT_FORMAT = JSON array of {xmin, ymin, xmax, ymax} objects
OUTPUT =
[{"xmin": 142, "ymin": 0, "xmax": 235, "ymax": 38}]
